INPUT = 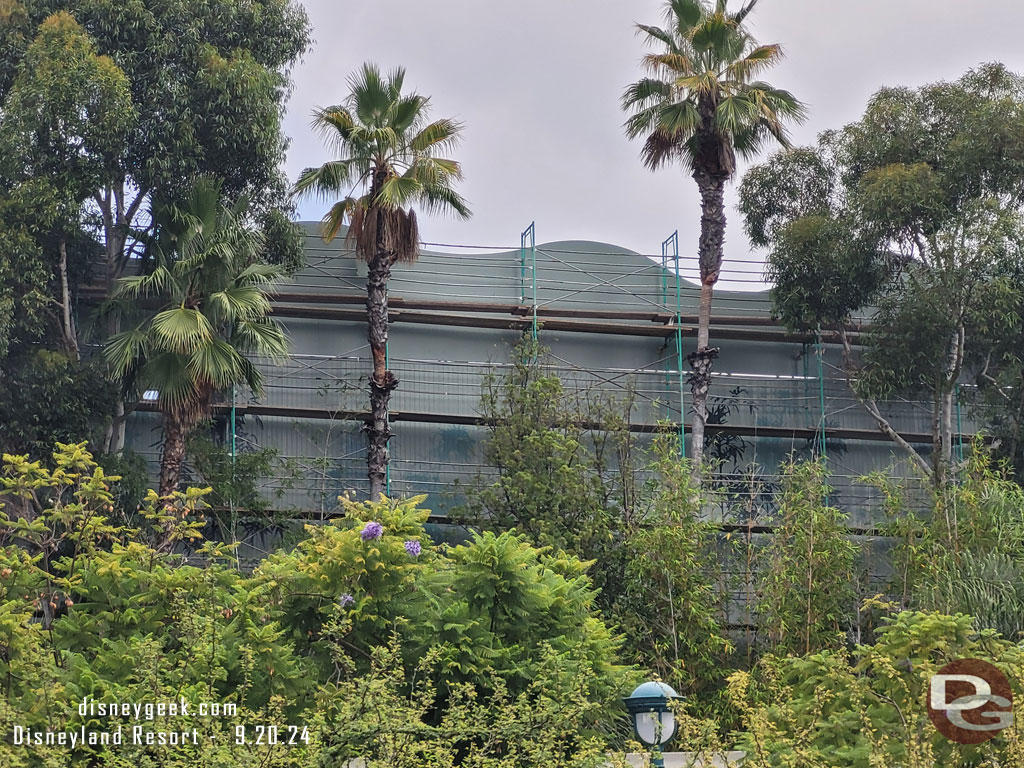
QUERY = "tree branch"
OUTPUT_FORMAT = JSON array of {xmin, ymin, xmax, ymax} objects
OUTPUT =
[{"xmin": 836, "ymin": 327, "xmax": 933, "ymax": 477}]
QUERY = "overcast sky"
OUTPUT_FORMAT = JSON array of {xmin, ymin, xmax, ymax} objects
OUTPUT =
[{"xmin": 282, "ymin": 0, "xmax": 1024, "ymax": 286}]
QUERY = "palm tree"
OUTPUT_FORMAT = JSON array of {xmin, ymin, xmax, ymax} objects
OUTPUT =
[
  {"xmin": 293, "ymin": 63, "xmax": 470, "ymax": 501},
  {"xmin": 622, "ymin": 0, "xmax": 805, "ymax": 475},
  {"xmin": 105, "ymin": 177, "xmax": 288, "ymax": 498}
]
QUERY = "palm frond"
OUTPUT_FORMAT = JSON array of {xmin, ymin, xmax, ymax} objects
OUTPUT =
[
  {"xmin": 385, "ymin": 66, "xmax": 407, "ymax": 100},
  {"xmin": 349, "ymin": 62, "xmax": 392, "ymax": 126},
  {"xmin": 188, "ymin": 338, "xmax": 244, "ymax": 389},
  {"xmin": 732, "ymin": 0, "xmax": 761, "ymax": 23},
  {"xmin": 151, "ymin": 307, "xmax": 213, "ymax": 354},
  {"xmin": 143, "ymin": 352, "xmax": 199, "ymax": 412},
  {"xmin": 293, "ymin": 161, "xmax": 356, "ymax": 200},
  {"xmin": 311, "ymin": 106, "xmax": 357, "ymax": 146},
  {"xmin": 641, "ymin": 128, "xmax": 689, "ymax": 171},
  {"xmin": 642, "ymin": 52, "xmax": 695, "ymax": 77},
  {"xmin": 114, "ymin": 265, "xmax": 177, "ymax": 299},
  {"xmin": 322, "ymin": 197, "xmax": 360, "ymax": 243},
  {"xmin": 635, "ymin": 23, "xmax": 680, "ymax": 54},
  {"xmin": 665, "ymin": 0, "xmax": 704, "ymax": 32},
  {"xmin": 389, "ymin": 93, "xmax": 428, "ymax": 134},
  {"xmin": 237, "ymin": 355, "xmax": 263, "ymax": 396},
  {"xmin": 207, "ymin": 286, "xmax": 272, "ymax": 324},
  {"xmin": 659, "ymin": 99, "xmax": 703, "ymax": 136},
  {"xmin": 728, "ymin": 44, "xmax": 784, "ymax": 83},
  {"xmin": 376, "ymin": 175, "xmax": 424, "ymax": 209},
  {"xmin": 750, "ymin": 84, "xmax": 809, "ymax": 122},
  {"xmin": 715, "ymin": 94, "xmax": 759, "ymax": 136},
  {"xmin": 731, "ymin": 123, "xmax": 771, "ymax": 158},
  {"xmin": 624, "ymin": 104, "xmax": 665, "ymax": 140},
  {"xmin": 234, "ymin": 263, "xmax": 286, "ymax": 288},
  {"xmin": 405, "ymin": 157, "xmax": 464, "ymax": 190},
  {"xmin": 104, "ymin": 324, "xmax": 150, "ymax": 379},
  {"xmin": 675, "ymin": 71, "xmax": 722, "ymax": 97},
  {"xmin": 690, "ymin": 13, "xmax": 732, "ymax": 57},
  {"xmin": 417, "ymin": 183, "xmax": 471, "ymax": 219},
  {"xmin": 233, "ymin": 319, "xmax": 289, "ymax": 360},
  {"xmin": 184, "ymin": 177, "xmax": 223, "ymax": 235},
  {"xmin": 410, "ymin": 118, "xmax": 464, "ymax": 153},
  {"xmin": 623, "ymin": 77, "xmax": 672, "ymax": 109}
]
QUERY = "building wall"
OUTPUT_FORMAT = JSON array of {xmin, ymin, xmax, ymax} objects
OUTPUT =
[{"xmin": 124, "ymin": 222, "xmax": 953, "ymax": 533}]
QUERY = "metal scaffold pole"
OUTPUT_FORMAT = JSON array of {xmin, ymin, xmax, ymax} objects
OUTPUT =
[
  {"xmin": 385, "ymin": 339, "xmax": 392, "ymax": 496},
  {"xmin": 956, "ymin": 384, "xmax": 964, "ymax": 464},
  {"xmin": 521, "ymin": 222, "xmax": 537, "ymax": 342},
  {"xmin": 230, "ymin": 385, "xmax": 237, "ymax": 464},
  {"xmin": 816, "ymin": 330, "xmax": 830, "ymax": 505},
  {"xmin": 661, "ymin": 238, "xmax": 671, "ymax": 420},
  {"xmin": 816, "ymin": 332, "xmax": 827, "ymax": 463},
  {"xmin": 662, "ymin": 230, "xmax": 685, "ymax": 459}
]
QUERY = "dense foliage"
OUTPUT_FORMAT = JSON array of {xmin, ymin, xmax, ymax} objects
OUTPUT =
[
  {"xmin": 0, "ymin": 0, "xmax": 308, "ymax": 457},
  {"xmin": 739, "ymin": 64, "xmax": 1024, "ymax": 486},
  {"xmin": 0, "ymin": 443, "xmax": 637, "ymax": 767},
  {"xmin": 6, "ymin": 3, "xmax": 1024, "ymax": 765},
  {"xmin": 729, "ymin": 612, "xmax": 1024, "ymax": 767}
]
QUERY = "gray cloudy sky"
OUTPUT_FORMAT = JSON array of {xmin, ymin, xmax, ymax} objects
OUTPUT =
[{"xmin": 282, "ymin": 0, "xmax": 1024, "ymax": 285}]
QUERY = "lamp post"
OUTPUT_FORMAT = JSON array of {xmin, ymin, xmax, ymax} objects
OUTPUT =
[{"xmin": 623, "ymin": 681, "xmax": 682, "ymax": 768}]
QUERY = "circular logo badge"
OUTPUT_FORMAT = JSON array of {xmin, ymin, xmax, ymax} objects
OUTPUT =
[{"xmin": 928, "ymin": 658, "xmax": 1014, "ymax": 744}]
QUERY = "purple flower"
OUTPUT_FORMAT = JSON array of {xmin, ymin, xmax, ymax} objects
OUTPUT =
[
  {"xmin": 339, "ymin": 593, "xmax": 355, "ymax": 608},
  {"xmin": 360, "ymin": 521, "xmax": 383, "ymax": 541},
  {"xmin": 404, "ymin": 540, "xmax": 422, "ymax": 557}
]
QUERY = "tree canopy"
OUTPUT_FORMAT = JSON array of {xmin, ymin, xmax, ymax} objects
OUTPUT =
[
  {"xmin": 0, "ymin": 0, "xmax": 309, "ymax": 454},
  {"xmin": 739, "ymin": 63, "xmax": 1024, "ymax": 484}
]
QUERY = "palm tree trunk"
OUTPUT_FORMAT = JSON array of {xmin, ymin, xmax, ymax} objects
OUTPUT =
[
  {"xmin": 366, "ymin": 253, "xmax": 397, "ymax": 501},
  {"xmin": 159, "ymin": 409, "xmax": 188, "ymax": 497},
  {"xmin": 688, "ymin": 171, "xmax": 726, "ymax": 476}
]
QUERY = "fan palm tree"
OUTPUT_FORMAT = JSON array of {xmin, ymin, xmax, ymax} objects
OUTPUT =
[
  {"xmin": 623, "ymin": 0, "xmax": 805, "ymax": 475},
  {"xmin": 293, "ymin": 63, "xmax": 470, "ymax": 501},
  {"xmin": 105, "ymin": 176, "xmax": 288, "ymax": 498}
]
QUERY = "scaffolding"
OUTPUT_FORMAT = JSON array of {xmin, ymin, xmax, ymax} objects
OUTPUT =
[{"xmin": 120, "ymin": 222, "xmax": 965, "ymax": 529}]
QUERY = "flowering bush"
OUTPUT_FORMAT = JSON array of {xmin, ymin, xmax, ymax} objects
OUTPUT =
[{"xmin": 0, "ymin": 444, "xmax": 638, "ymax": 767}]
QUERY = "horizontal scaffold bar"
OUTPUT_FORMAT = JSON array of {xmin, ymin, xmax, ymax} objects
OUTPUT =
[
  {"xmin": 135, "ymin": 402, "xmax": 973, "ymax": 445},
  {"xmin": 270, "ymin": 303, "xmax": 858, "ymax": 343},
  {"xmin": 78, "ymin": 286, "xmax": 864, "ymax": 343}
]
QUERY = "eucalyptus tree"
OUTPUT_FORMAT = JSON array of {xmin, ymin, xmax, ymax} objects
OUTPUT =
[
  {"xmin": 0, "ymin": 0, "xmax": 309, "ymax": 285},
  {"xmin": 740, "ymin": 64, "xmax": 1024, "ymax": 488},
  {"xmin": 105, "ymin": 178, "xmax": 288, "ymax": 499},
  {"xmin": 1, "ymin": 12, "xmax": 133, "ymax": 359},
  {"xmin": 1, "ymin": 0, "xmax": 309, "ymax": 452},
  {"xmin": 294, "ymin": 63, "xmax": 471, "ymax": 501},
  {"xmin": 622, "ymin": 0, "xmax": 805, "ymax": 476},
  {"xmin": 0, "ymin": 12, "xmax": 129, "ymax": 453}
]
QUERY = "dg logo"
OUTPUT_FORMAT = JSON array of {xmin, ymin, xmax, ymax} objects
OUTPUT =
[{"xmin": 928, "ymin": 659, "xmax": 1014, "ymax": 744}]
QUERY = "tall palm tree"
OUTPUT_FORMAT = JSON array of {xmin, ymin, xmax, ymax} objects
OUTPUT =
[
  {"xmin": 294, "ymin": 63, "xmax": 470, "ymax": 501},
  {"xmin": 105, "ymin": 177, "xmax": 288, "ymax": 498},
  {"xmin": 622, "ymin": 0, "xmax": 805, "ymax": 475}
]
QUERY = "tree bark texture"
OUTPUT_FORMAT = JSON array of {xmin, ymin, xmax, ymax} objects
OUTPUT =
[
  {"xmin": 159, "ymin": 409, "xmax": 188, "ymax": 497},
  {"xmin": 688, "ymin": 171, "xmax": 727, "ymax": 475},
  {"xmin": 366, "ymin": 253, "xmax": 397, "ymax": 501},
  {"xmin": 57, "ymin": 238, "xmax": 79, "ymax": 360},
  {"xmin": 98, "ymin": 180, "xmax": 146, "ymax": 454},
  {"xmin": 935, "ymin": 324, "xmax": 965, "ymax": 488}
]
